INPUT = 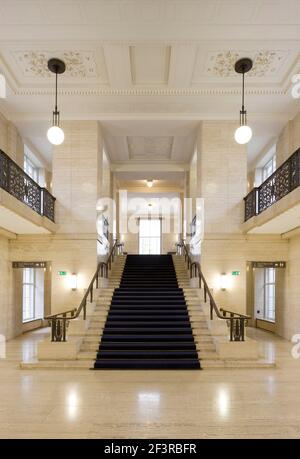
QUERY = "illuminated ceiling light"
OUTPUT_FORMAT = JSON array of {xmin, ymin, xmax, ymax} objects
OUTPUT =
[
  {"xmin": 47, "ymin": 58, "xmax": 66, "ymax": 146},
  {"xmin": 146, "ymin": 180, "xmax": 154, "ymax": 188},
  {"xmin": 234, "ymin": 58, "xmax": 253, "ymax": 145}
]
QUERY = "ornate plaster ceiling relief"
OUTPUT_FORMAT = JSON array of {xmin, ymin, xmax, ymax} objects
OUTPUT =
[
  {"xmin": 12, "ymin": 50, "xmax": 105, "ymax": 80},
  {"xmin": 205, "ymin": 50, "xmax": 287, "ymax": 77},
  {"xmin": 127, "ymin": 136, "xmax": 174, "ymax": 160}
]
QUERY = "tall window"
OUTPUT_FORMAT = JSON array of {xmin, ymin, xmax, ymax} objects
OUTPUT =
[
  {"xmin": 262, "ymin": 156, "xmax": 276, "ymax": 182},
  {"xmin": 22, "ymin": 268, "xmax": 36, "ymax": 322},
  {"xmin": 24, "ymin": 155, "xmax": 39, "ymax": 182},
  {"xmin": 263, "ymin": 268, "xmax": 276, "ymax": 322},
  {"xmin": 139, "ymin": 219, "xmax": 161, "ymax": 254}
]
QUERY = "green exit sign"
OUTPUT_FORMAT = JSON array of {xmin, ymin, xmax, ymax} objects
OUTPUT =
[
  {"xmin": 58, "ymin": 271, "xmax": 67, "ymax": 276},
  {"xmin": 232, "ymin": 271, "xmax": 240, "ymax": 276}
]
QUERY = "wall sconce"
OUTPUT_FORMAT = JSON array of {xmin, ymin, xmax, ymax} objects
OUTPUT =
[
  {"xmin": 146, "ymin": 180, "xmax": 154, "ymax": 188},
  {"xmin": 220, "ymin": 273, "xmax": 228, "ymax": 291},
  {"xmin": 70, "ymin": 273, "xmax": 77, "ymax": 291}
]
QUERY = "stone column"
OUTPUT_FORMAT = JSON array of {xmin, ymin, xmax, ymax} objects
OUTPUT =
[
  {"xmin": 47, "ymin": 121, "xmax": 104, "ymax": 313},
  {"xmin": 197, "ymin": 121, "xmax": 247, "ymax": 234},
  {"xmin": 195, "ymin": 121, "xmax": 248, "ymax": 313}
]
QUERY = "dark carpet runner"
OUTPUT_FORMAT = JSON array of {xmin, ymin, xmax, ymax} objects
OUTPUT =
[{"xmin": 94, "ymin": 254, "xmax": 201, "ymax": 369}]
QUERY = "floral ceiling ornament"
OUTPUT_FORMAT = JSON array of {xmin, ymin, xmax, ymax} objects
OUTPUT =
[
  {"xmin": 206, "ymin": 50, "xmax": 286, "ymax": 77},
  {"xmin": 14, "ymin": 50, "xmax": 98, "ymax": 78}
]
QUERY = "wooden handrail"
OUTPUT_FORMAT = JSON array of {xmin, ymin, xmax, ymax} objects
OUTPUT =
[
  {"xmin": 45, "ymin": 239, "xmax": 123, "ymax": 341},
  {"xmin": 176, "ymin": 241, "xmax": 250, "ymax": 341}
]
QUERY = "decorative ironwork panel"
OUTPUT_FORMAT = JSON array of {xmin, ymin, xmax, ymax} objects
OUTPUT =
[
  {"xmin": 229, "ymin": 318, "xmax": 245, "ymax": 342},
  {"xmin": 244, "ymin": 148, "xmax": 300, "ymax": 221},
  {"xmin": 290, "ymin": 149, "xmax": 300, "ymax": 191},
  {"xmin": 42, "ymin": 188, "xmax": 55, "ymax": 222},
  {"xmin": 0, "ymin": 149, "xmax": 55, "ymax": 222},
  {"xmin": 244, "ymin": 188, "xmax": 257, "ymax": 221},
  {"xmin": 8, "ymin": 159, "xmax": 41, "ymax": 213},
  {"xmin": 50, "ymin": 318, "xmax": 68, "ymax": 342},
  {"xmin": 0, "ymin": 150, "xmax": 9, "ymax": 190}
]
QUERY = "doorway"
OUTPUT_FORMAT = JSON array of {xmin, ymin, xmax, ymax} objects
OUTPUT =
[
  {"xmin": 246, "ymin": 261, "xmax": 285, "ymax": 334},
  {"xmin": 139, "ymin": 218, "xmax": 161, "ymax": 254}
]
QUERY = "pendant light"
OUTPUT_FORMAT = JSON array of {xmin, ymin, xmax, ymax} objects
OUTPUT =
[
  {"xmin": 47, "ymin": 58, "xmax": 66, "ymax": 145},
  {"xmin": 234, "ymin": 58, "xmax": 253, "ymax": 145}
]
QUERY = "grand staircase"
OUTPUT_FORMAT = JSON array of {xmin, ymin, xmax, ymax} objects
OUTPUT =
[
  {"xmin": 94, "ymin": 255, "xmax": 201, "ymax": 369},
  {"xmin": 21, "ymin": 250, "xmax": 274, "ymax": 370}
]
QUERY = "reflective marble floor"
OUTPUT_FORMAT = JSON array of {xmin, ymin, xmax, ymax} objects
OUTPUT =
[{"xmin": 0, "ymin": 328, "xmax": 300, "ymax": 439}]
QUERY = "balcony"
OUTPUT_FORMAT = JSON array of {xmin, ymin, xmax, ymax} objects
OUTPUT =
[
  {"xmin": 0, "ymin": 149, "xmax": 56, "ymax": 234},
  {"xmin": 243, "ymin": 148, "xmax": 300, "ymax": 234}
]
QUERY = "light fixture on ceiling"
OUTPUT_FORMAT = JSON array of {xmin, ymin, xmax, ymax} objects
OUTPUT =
[
  {"xmin": 234, "ymin": 58, "xmax": 253, "ymax": 145},
  {"xmin": 146, "ymin": 180, "xmax": 154, "ymax": 188},
  {"xmin": 47, "ymin": 58, "xmax": 66, "ymax": 146}
]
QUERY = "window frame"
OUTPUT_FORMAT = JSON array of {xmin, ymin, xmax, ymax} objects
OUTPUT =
[
  {"xmin": 263, "ymin": 267, "xmax": 276, "ymax": 323},
  {"xmin": 24, "ymin": 154, "xmax": 39, "ymax": 183},
  {"xmin": 22, "ymin": 268, "xmax": 36, "ymax": 323},
  {"xmin": 262, "ymin": 155, "xmax": 276, "ymax": 182}
]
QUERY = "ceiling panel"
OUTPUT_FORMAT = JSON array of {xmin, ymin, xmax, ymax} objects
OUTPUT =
[
  {"xmin": 214, "ymin": 0, "xmax": 259, "ymax": 24},
  {"xmin": 82, "ymin": 0, "xmax": 122, "ymax": 23},
  {"xmin": 0, "ymin": 0, "xmax": 44, "ymax": 24},
  {"xmin": 256, "ymin": 0, "xmax": 300, "ymax": 24},
  {"xmin": 170, "ymin": 0, "xmax": 217, "ymax": 23},
  {"xmin": 192, "ymin": 46, "xmax": 296, "ymax": 84},
  {"xmin": 127, "ymin": 136, "xmax": 174, "ymax": 160},
  {"xmin": 0, "ymin": 44, "xmax": 109, "ymax": 85},
  {"xmin": 42, "ymin": 1, "xmax": 83, "ymax": 25},
  {"xmin": 130, "ymin": 45, "xmax": 171, "ymax": 85}
]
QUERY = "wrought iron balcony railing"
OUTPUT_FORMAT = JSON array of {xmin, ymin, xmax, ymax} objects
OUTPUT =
[
  {"xmin": 0, "ymin": 149, "xmax": 56, "ymax": 222},
  {"xmin": 244, "ymin": 147, "xmax": 300, "ymax": 221}
]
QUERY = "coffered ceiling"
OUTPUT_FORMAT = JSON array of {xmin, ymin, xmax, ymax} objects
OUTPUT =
[
  {"xmin": 0, "ymin": 0, "xmax": 299, "ymax": 167},
  {"xmin": 102, "ymin": 120, "xmax": 198, "ymax": 164}
]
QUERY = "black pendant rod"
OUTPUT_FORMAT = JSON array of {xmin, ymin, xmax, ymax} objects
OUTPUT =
[
  {"xmin": 242, "ymin": 71, "xmax": 245, "ymax": 111},
  {"xmin": 55, "ymin": 70, "xmax": 58, "ymax": 114},
  {"xmin": 47, "ymin": 58, "xmax": 66, "ymax": 124}
]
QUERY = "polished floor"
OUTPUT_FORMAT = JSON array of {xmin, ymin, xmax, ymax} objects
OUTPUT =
[{"xmin": 0, "ymin": 328, "xmax": 300, "ymax": 439}]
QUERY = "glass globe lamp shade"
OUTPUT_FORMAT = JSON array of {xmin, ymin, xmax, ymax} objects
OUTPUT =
[
  {"xmin": 47, "ymin": 125, "xmax": 65, "ymax": 145},
  {"xmin": 234, "ymin": 125, "xmax": 252, "ymax": 145}
]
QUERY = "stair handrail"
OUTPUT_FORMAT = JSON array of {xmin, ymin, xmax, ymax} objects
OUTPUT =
[
  {"xmin": 176, "ymin": 241, "xmax": 250, "ymax": 341},
  {"xmin": 45, "ymin": 239, "xmax": 123, "ymax": 342}
]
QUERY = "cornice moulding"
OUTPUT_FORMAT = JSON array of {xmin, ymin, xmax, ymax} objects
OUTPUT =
[{"xmin": 13, "ymin": 87, "xmax": 286, "ymax": 97}]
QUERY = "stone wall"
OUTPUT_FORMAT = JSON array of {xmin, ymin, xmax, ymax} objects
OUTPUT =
[
  {"xmin": 201, "ymin": 234, "xmax": 288, "ymax": 316},
  {"xmin": 10, "ymin": 234, "xmax": 97, "ymax": 315},
  {"xmin": 197, "ymin": 121, "xmax": 247, "ymax": 234},
  {"xmin": 285, "ymin": 233, "xmax": 300, "ymax": 339},
  {"xmin": 0, "ymin": 235, "xmax": 15, "ymax": 339},
  {"xmin": 0, "ymin": 112, "xmax": 23, "ymax": 166},
  {"xmin": 276, "ymin": 111, "xmax": 300, "ymax": 166}
]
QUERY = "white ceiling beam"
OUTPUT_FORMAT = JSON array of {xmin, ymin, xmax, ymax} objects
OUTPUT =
[
  {"xmin": 168, "ymin": 44, "xmax": 198, "ymax": 88},
  {"xmin": 103, "ymin": 44, "xmax": 132, "ymax": 88}
]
